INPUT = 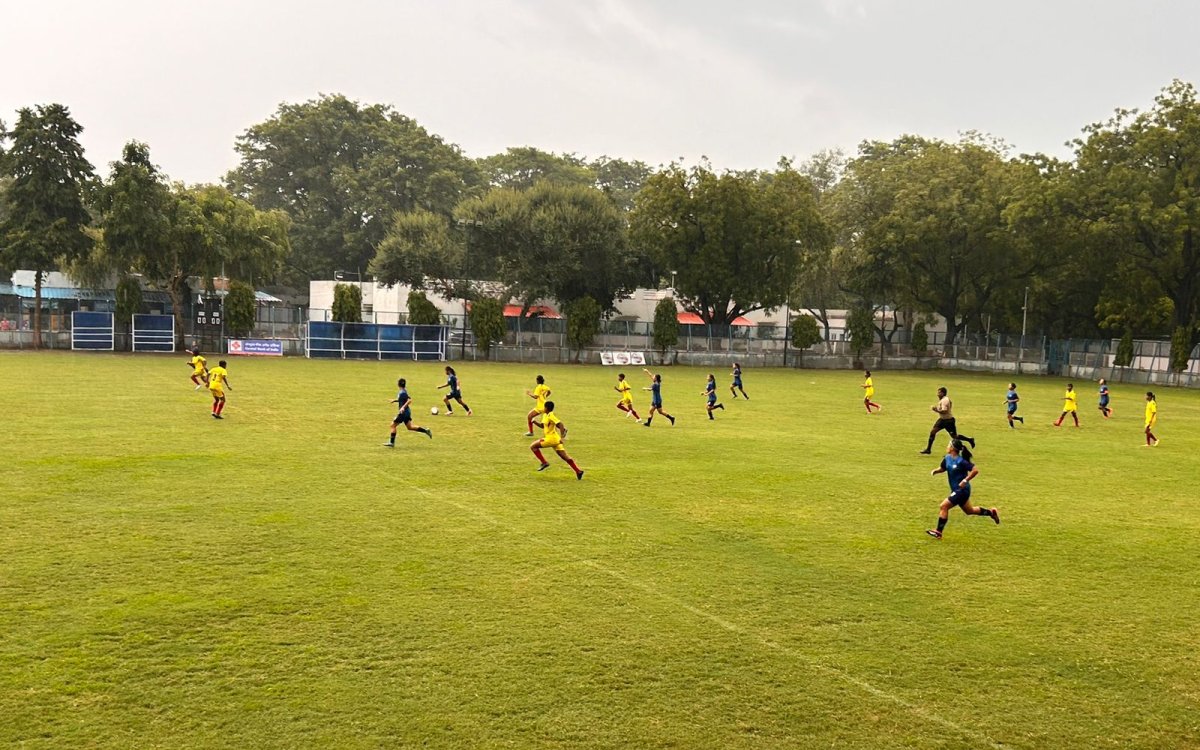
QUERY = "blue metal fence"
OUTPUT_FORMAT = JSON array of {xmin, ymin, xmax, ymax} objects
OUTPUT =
[
  {"xmin": 71, "ymin": 312, "xmax": 114, "ymax": 351},
  {"xmin": 307, "ymin": 322, "xmax": 448, "ymax": 361}
]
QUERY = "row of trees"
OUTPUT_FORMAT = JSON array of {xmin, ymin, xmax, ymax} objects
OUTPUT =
[
  {"xmin": 4, "ymin": 82, "xmax": 1200, "ymax": 363},
  {"xmin": 0, "ymin": 106, "xmax": 289, "ymax": 347}
]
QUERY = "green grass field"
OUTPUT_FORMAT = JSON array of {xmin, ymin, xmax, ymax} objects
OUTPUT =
[{"xmin": 2, "ymin": 352, "xmax": 1198, "ymax": 749}]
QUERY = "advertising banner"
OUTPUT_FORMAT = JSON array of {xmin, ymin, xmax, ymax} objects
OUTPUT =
[{"xmin": 228, "ymin": 339, "xmax": 284, "ymax": 356}]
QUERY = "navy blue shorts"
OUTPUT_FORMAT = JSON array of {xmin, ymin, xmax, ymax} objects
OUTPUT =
[
  {"xmin": 449, "ymin": 390, "xmax": 462, "ymax": 400},
  {"xmin": 948, "ymin": 486, "xmax": 972, "ymax": 507},
  {"xmin": 652, "ymin": 399, "xmax": 663, "ymax": 409},
  {"xmin": 1099, "ymin": 396, "xmax": 1109, "ymax": 407},
  {"xmin": 733, "ymin": 379, "xmax": 743, "ymax": 388},
  {"xmin": 392, "ymin": 411, "xmax": 412, "ymax": 425},
  {"xmin": 1007, "ymin": 405, "xmax": 1018, "ymax": 414}
]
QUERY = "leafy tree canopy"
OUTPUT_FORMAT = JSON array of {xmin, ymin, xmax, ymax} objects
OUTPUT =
[
  {"xmin": 228, "ymin": 94, "xmax": 482, "ymax": 284},
  {"xmin": 629, "ymin": 161, "xmax": 825, "ymax": 325}
]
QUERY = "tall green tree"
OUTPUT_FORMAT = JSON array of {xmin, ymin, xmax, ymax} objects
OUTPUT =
[
  {"xmin": 378, "ymin": 182, "xmax": 632, "ymax": 311},
  {"xmin": 228, "ymin": 94, "xmax": 482, "ymax": 284},
  {"xmin": 1074, "ymin": 80, "xmax": 1200, "ymax": 347},
  {"xmin": 790, "ymin": 313, "xmax": 822, "ymax": 366},
  {"xmin": 100, "ymin": 143, "xmax": 289, "ymax": 347},
  {"xmin": 332, "ymin": 283, "xmax": 363, "ymax": 323},
  {"xmin": 225, "ymin": 280, "xmax": 257, "ymax": 337},
  {"xmin": 470, "ymin": 297, "xmax": 505, "ymax": 360},
  {"xmin": 0, "ymin": 104, "xmax": 96, "ymax": 347},
  {"xmin": 478, "ymin": 147, "xmax": 593, "ymax": 190},
  {"xmin": 652, "ymin": 297, "xmax": 679, "ymax": 358},
  {"xmin": 834, "ymin": 136, "xmax": 1031, "ymax": 345},
  {"xmin": 590, "ymin": 156, "xmax": 653, "ymax": 212},
  {"xmin": 406, "ymin": 290, "xmax": 442, "ymax": 325},
  {"xmin": 564, "ymin": 295, "xmax": 601, "ymax": 362},
  {"xmin": 371, "ymin": 208, "xmax": 468, "ymax": 298},
  {"xmin": 630, "ymin": 162, "xmax": 824, "ymax": 324},
  {"xmin": 846, "ymin": 305, "xmax": 876, "ymax": 360}
]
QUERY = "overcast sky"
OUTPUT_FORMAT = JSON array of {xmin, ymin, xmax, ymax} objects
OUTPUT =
[{"xmin": 3, "ymin": 0, "xmax": 1197, "ymax": 184}]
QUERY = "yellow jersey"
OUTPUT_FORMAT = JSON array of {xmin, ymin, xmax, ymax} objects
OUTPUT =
[
  {"xmin": 1063, "ymin": 390, "xmax": 1077, "ymax": 411},
  {"xmin": 208, "ymin": 366, "xmax": 228, "ymax": 390},
  {"xmin": 542, "ymin": 410, "xmax": 562, "ymax": 440},
  {"xmin": 533, "ymin": 383, "xmax": 550, "ymax": 409},
  {"xmin": 1145, "ymin": 400, "xmax": 1157, "ymax": 427},
  {"xmin": 190, "ymin": 354, "xmax": 207, "ymax": 372},
  {"xmin": 617, "ymin": 380, "xmax": 633, "ymax": 402},
  {"xmin": 864, "ymin": 376, "xmax": 874, "ymax": 397}
]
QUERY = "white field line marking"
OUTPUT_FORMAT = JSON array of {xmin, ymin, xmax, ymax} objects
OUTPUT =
[
  {"xmin": 352, "ymin": 461, "xmax": 1006, "ymax": 749},
  {"xmin": 239, "ymin": 400, "xmax": 1004, "ymax": 750}
]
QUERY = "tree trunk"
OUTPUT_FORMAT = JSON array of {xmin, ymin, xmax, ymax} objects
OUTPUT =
[
  {"xmin": 168, "ymin": 276, "xmax": 187, "ymax": 352},
  {"xmin": 33, "ymin": 270, "xmax": 43, "ymax": 350}
]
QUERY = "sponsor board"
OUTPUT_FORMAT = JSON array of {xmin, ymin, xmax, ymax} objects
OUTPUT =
[{"xmin": 228, "ymin": 339, "xmax": 284, "ymax": 356}]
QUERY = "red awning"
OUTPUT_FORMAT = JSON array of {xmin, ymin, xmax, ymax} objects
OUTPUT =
[
  {"xmin": 677, "ymin": 312, "xmax": 756, "ymax": 326},
  {"xmin": 504, "ymin": 304, "xmax": 561, "ymax": 319}
]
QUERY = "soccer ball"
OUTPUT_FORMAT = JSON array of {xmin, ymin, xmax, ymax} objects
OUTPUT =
[{"xmin": 430, "ymin": 407, "xmax": 439, "ymax": 416}]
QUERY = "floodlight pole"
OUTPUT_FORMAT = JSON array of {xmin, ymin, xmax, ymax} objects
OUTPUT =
[{"xmin": 1019, "ymin": 286, "xmax": 1029, "ymax": 370}]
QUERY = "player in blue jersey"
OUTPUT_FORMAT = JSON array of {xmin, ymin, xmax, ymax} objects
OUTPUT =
[
  {"xmin": 1098, "ymin": 378, "xmax": 1112, "ymax": 419},
  {"xmin": 437, "ymin": 366, "xmax": 472, "ymax": 415},
  {"xmin": 730, "ymin": 362, "xmax": 749, "ymax": 399},
  {"xmin": 1004, "ymin": 382, "xmax": 1024, "ymax": 428},
  {"xmin": 926, "ymin": 438, "xmax": 999, "ymax": 539},
  {"xmin": 641, "ymin": 368, "xmax": 676, "ymax": 427},
  {"xmin": 703, "ymin": 374, "xmax": 725, "ymax": 420},
  {"xmin": 384, "ymin": 378, "xmax": 432, "ymax": 446}
]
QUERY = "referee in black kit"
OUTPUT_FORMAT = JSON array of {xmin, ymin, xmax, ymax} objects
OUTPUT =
[{"xmin": 920, "ymin": 386, "xmax": 975, "ymax": 454}]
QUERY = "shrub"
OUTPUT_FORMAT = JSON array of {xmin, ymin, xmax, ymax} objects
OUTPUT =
[
  {"xmin": 225, "ymin": 281, "xmax": 256, "ymax": 337},
  {"xmin": 332, "ymin": 283, "xmax": 362, "ymax": 323}
]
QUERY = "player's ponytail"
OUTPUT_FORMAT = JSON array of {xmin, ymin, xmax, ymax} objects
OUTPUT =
[
  {"xmin": 952, "ymin": 438, "xmax": 972, "ymax": 462},
  {"xmin": 1146, "ymin": 391, "xmax": 1156, "ymax": 401}
]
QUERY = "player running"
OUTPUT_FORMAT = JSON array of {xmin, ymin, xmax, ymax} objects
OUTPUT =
[
  {"xmin": 524, "ymin": 375, "xmax": 551, "ymax": 436},
  {"xmin": 925, "ymin": 438, "xmax": 1000, "ymax": 540},
  {"xmin": 703, "ymin": 374, "xmax": 725, "ymax": 420},
  {"xmin": 187, "ymin": 348, "xmax": 208, "ymax": 390},
  {"xmin": 530, "ymin": 401, "xmax": 584, "ymax": 479},
  {"xmin": 1098, "ymin": 379, "xmax": 1112, "ymax": 419},
  {"xmin": 1004, "ymin": 382, "xmax": 1024, "ymax": 427},
  {"xmin": 641, "ymin": 368, "xmax": 676, "ymax": 427},
  {"xmin": 920, "ymin": 386, "xmax": 974, "ymax": 454},
  {"xmin": 730, "ymin": 363, "xmax": 749, "ymax": 399},
  {"xmin": 384, "ymin": 378, "xmax": 432, "ymax": 446},
  {"xmin": 1144, "ymin": 391, "xmax": 1159, "ymax": 447},
  {"xmin": 1054, "ymin": 383, "xmax": 1080, "ymax": 428},
  {"xmin": 207, "ymin": 360, "xmax": 231, "ymax": 419},
  {"xmin": 614, "ymin": 372, "xmax": 641, "ymax": 422},
  {"xmin": 437, "ymin": 366, "xmax": 472, "ymax": 415},
  {"xmin": 861, "ymin": 369, "xmax": 882, "ymax": 413}
]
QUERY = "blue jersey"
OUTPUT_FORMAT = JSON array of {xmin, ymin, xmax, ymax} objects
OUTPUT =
[
  {"xmin": 1099, "ymin": 384, "xmax": 1109, "ymax": 404},
  {"xmin": 706, "ymin": 381, "xmax": 716, "ymax": 402},
  {"xmin": 651, "ymin": 381, "xmax": 662, "ymax": 405},
  {"xmin": 942, "ymin": 454, "xmax": 975, "ymax": 493},
  {"xmin": 1006, "ymin": 389, "xmax": 1018, "ymax": 412},
  {"xmin": 732, "ymin": 366, "xmax": 742, "ymax": 385},
  {"xmin": 395, "ymin": 388, "xmax": 412, "ymax": 416},
  {"xmin": 447, "ymin": 374, "xmax": 460, "ymax": 395}
]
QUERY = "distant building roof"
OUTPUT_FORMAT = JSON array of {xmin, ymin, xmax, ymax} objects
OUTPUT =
[{"xmin": 677, "ymin": 312, "xmax": 756, "ymax": 326}]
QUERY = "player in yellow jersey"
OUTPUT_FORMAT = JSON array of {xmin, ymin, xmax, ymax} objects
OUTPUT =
[
  {"xmin": 530, "ymin": 401, "xmax": 583, "ymax": 479},
  {"xmin": 861, "ymin": 369, "xmax": 882, "ymax": 413},
  {"xmin": 1054, "ymin": 383, "xmax": 1080, "ymax": 428},
  {"xmin": 524, "ymin": 375, "xmax": 551, "ymax": 436},
  {"xmin": 1143, "ymin": 391, "xmax": 1159, "ymax": 446},
  {"xmin": 206, "ymin": 360, "xmax": 232, "ymax": 419},
  {"xmin": 614, "ymin": 372, "xmax": 641, "ymax": 422},
  {"xmin": 187, "ymin": 348, "xmax": 208, "ymax": 390}
]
